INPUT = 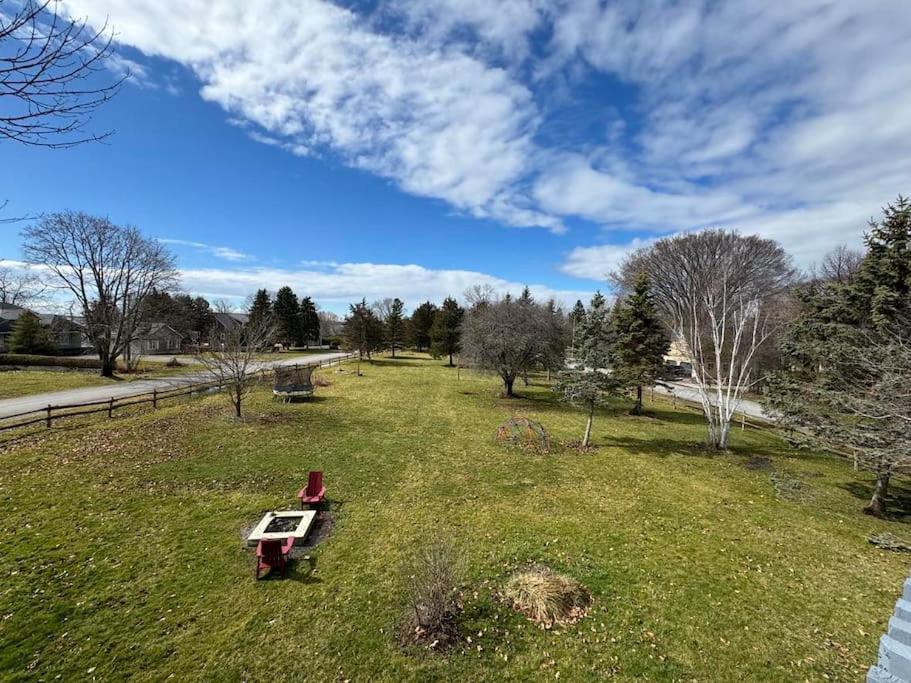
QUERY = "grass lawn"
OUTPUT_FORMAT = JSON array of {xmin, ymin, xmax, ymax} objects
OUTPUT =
[
  {"xmin": 0, "ymin": 363, "xmax": 200, "ymax": 400},
  {"xmin": 0, "ymin": 370, "xmax": 115, "ymax": 399},
  {"xmin": 0, "ymin": 355, "xmax": 907, "ymax": 680}
]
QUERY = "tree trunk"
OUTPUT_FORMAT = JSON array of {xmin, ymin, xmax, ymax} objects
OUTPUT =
[
  {"xmin": 582, "ymin": 403, "xmax": 594, "ymax": 447},
  {"xmin": 864, "ymin": 472, "xmax": 890, "ymax": 518},
  {"xmin": 448, "ymin": 352, "xmax": 453, "ymax": 367},
  {"xmin": 100, "ymin": 352, "xmax": 116, "ymax": 378},
  {"xmin": 392, "ymin": 346, "xmax": 396, "ymax": 359},
  {"xmin": 503, "ymin": 376, "xmax": 515, "ymax": 397},
  {"xmin": 630, "ymin": 384, "xmax": 643, "ymax": 415},
  {"xmin": 234, "ymin": 387, "xmax": 242, "ymax": 418}
]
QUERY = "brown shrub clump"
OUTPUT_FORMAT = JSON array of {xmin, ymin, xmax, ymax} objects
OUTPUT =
[
  {"xmin": 400, "ymin": 539, "xmax": 461, "ymax": 650},
  {"xmin": 502, "ymin": 565, "xmax": 591, "ymax": 628}
]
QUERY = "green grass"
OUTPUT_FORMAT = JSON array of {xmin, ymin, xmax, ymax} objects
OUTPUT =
[
  {"xmin": 0, "ymin": 355, "xmax": 907, "ymax": 681},
  {"xmin": 0, "ymin": 369, "xmax": 114, "ymax": 399},
  {"xmin": 0, "ymin": 363, "xmax": 199, "ymax": 399}
]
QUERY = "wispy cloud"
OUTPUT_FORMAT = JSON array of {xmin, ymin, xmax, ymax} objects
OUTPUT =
[
  {"xmin": 61, "ymin": 0, "xmax": 911, "ymax": 263},
  {"xmin": 157, "ymin": 238, "xmax": 251, "ymax": 262}
]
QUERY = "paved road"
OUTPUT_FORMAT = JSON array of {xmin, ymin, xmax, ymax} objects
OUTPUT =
[
  {"xmin": 653, "ymin": 381, "xmax": 770, "ymax": 421},
  {"xmin": 0, "ymin": 351, "xmax": 349, "ymax": 419}
]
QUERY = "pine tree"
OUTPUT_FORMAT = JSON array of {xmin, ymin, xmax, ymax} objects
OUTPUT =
[
  {"xmin": 8, "ymin": 311, "xmax": 56, "ymax": 354},
  {"xmin": 569, "ymin": 299, "xmax": 586, "ymax": 357},
  {"xmin": 553, "ymin": 292, "xmax": 621, "ymax": 447},
  {"xmin": 430, "ymin": 297, "xmax": 464, "ymax": 366},
  {"xmin": 611, "ymin": 272, "xmax": 670, "ymax": 414},
  {"xmin": 272, "ymin": 286, "xmax": 301, "ymax": 347},
  {"xmin": 298, "ymin": 296, "xmax": 320, "ymax": 346},
  {"xmin": 769, "ymin": 197, "xmax": 911, "ymax": 517},
  {"xmin": 384, "ymin": 298, "xmax": 405, "ymax": 358},
  {"xmin": 410, "ymin": 301, "xmax": 437, "ymax": 351},
  {"xmin": 248, "ymin": 289, "xmax": 272, "ymax": 328},
  {"xmin": 851, "ymin": 196, "xmax": 911, "ymax": 328}
]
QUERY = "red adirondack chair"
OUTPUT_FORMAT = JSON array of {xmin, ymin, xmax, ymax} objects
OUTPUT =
[
  {"xmin": 255, "ymin": 536, "xmax": 294, "ymax": 579},
  {"xmin": 298, "ymin": 471, "xmax": 326, "ymax": 508}
]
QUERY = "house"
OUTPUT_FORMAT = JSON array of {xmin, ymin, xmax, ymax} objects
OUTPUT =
[
  {"xmin": 212, "ymin": 311, "xmax": 249, "ymax": 337},
  {"xmin": 664, "ymin": 338, "xmax": 695, "ymax": 378},
  {"xmin": 0, "ymin": 303, "xmax": 85, "ymax": 354},
  {"xmin": 129, "ymin": 322, "xmax": 184, "ymax": 356}
]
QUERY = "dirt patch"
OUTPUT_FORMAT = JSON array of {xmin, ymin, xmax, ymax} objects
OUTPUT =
[{"xmin": 744, "ymin": 455, "xmax": 773, "ymax": 471}]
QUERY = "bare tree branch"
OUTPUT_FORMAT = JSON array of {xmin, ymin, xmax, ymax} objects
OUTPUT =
[{"xmin": 0, "ymin": 0, "xmax": 123, "ymax": 148}]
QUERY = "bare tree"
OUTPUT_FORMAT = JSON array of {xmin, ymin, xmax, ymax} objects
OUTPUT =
[
  {"xmin": 461, "ymin": 292, "xmax": 565, "ymax": 397},
  {"xmin": 814, "ymin": 244, "xmax": 865, "ymax": 284},
  {"xmin": 0, "ymin": 264, "xmax": 46, "ymax": 305},
  {"xmin": 0, "ymin": 0, "xmax": 122, "ymax": 148},
  {"xmin": 21, "ymin": 211, "xmax": 177, "ymax": 376},
  {"xmin": 617, "ymin": 230, "xmax": 795, "ymax": 449},
  {"xmin": 198, "ymin": 314, "xmax": 274, "ymax": 418}
]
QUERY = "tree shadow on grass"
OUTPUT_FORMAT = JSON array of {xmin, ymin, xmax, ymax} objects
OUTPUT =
[
  {"xmin": 606, "ymin": 435, "xmax": 783, "ymax": 461},
  {"xmin": 366, "ymin": 358, "xmax": 434, "ymax": 368},
  {"xmin": 838, "ymin": 479, "xmax": 911, "ymax": 522}
]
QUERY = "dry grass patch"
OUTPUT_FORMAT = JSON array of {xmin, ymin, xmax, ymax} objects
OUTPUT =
[{"xmin": 502, "ymin": 565, "xmax": 592, "ymax": 628}]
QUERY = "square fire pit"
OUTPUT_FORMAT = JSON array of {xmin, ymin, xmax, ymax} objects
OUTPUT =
[{"xmin": 246, "ymin": 510, "xmax": 316, "ymax": 547}]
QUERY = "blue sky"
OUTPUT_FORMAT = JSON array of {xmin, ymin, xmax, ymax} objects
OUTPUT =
[{"xmin": 2, "ymin": 1, "xmax": 910, "ymax": 313}]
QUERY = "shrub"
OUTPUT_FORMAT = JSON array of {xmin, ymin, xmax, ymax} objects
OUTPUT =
[
  {"xmin": 502, "ymin": 565, "xmax": 591, "ymax": 628},
  {"xmin": 400, "ymin": 539, "xmax": 461, "ymax": 649},
  {"xmin": 0, "ymin": 354, "xmax": 101, "ymax": 369}
]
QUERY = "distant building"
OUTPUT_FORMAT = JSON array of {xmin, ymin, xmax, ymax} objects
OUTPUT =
[
  {"xmin": 129, "ymin": 322, "xmax": 184, "ymax": 356},
  {"xmin": 212, "ymin": 311, "xmax": 249, "ymax": 337},
  {"xmin": 664, "ymin": 338, "xmax": 694, "ymax": 378},
  {"xmin": 0, "ymin": 303, "xmax": 85, "ymax": 354}
]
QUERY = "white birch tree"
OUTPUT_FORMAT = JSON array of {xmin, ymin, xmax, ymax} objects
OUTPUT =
[{"xmin": 617, "ymin": 231, "xmax": 794, "ymax": 449}]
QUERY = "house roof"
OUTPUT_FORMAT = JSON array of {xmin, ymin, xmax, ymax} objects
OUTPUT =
[
  {"xmin": 0, "ymin": 303, "xmax": 28, "ymax": 321},
  {"xmin": 134, "ymin": 322, "xmax": 183, "ymax": 339},
  {"xmin": 213, "ymin": 312, "xmax": 249, "ymax": 330}
]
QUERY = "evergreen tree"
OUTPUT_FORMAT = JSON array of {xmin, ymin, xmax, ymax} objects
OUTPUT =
[
  {"xmin": 518, "ymin": 286, "xmax": 533, "ymax": 304},
  {"xmin": 272, "ymin": 286, "xmax": 301, "ymax": 347},
  {"xmin": 769, "ymin": 197, "xmax": 911, "ymax": 517},
  {"xmin": 569, "ymin": 299, "xmax": 586, "ymax": 357},
  {"xmin": 343, "ymin": 298, "xmax": 385, "ymax": 363},
  {"xmin": 8, "ymin": 311, "xmax": 56, "ymax": 354},
  {"xmin": 410, "ymin": 301, "xmax": 437, "ymax": 351},
  {"xmin": 384, "ymin": 297, "xmax": 406, "ymax": 358},
  {"xmin": 611, "ymin": 272, "xmax": 670, "ymax": 414},
  {"xmin": 248, "ymin": 289, "xmax": 272, "ymax": 328},
  {"xmin": 430, "ymin": 297, "xmax": 464, "ymax": 366},
  {"xmin": 298, "ymin": 296, "xmax": 320, "ymax": 346},
  {"xmin": 850, "ymin": 196, "xmax": 911, "ymax": 328},
  {"xmin": 553, "ymin": 292, "xmax": 621, "ymax": 446}
]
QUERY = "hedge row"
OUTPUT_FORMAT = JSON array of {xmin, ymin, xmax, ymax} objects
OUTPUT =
[{"xmin": 0, "ymin": 354, "xmax": 102, "ymax": 369}]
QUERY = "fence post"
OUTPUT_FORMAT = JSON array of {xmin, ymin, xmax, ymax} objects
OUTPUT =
[
  {"xmin": 152, "ymin": 389, "xmax": 157, "ymax": 409},
  {"xmin": 741, "ymin": 413, "xmax": 746, "ymax": 431},
  {"xmin": 108, "ymin": 397, "xmax": 114, "ymax": 418},
  {"xmin": 46, "ymin": 404, "xmax": 52, "ymax": 429}
]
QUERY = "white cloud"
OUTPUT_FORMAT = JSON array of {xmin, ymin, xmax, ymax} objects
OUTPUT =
[
  {"xmin": 58, "ymin": 0, "xmax": 911, "ymax": 265},
  {"xmin": 560, "ymin": 237, "xmax": 659, "ymax": 281},
  {"xmin": 178, "ymin": 261, "xmax": 590, "ymax": 312},
  {"xmin": 157, "ymin": 238, "xmax": 251, "ymax": 262},
  {"xmin": 61, "ymin": 0, "xmax": 560, "ymax": 231}
]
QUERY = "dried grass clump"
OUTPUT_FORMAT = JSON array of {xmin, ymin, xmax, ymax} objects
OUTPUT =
[
  {"xmin": 400, "ymin": 539, "xmax": 462, "ymax": 650},
  {"xmin": 502, "ymin": 565, "xmax": 591, "ymax": 628},
  {"xmin": 495, "ymin": 417, "xmax": 550, "ymax": 453},
  {"xmin": 313, "ymin": 375, "xmax": 332, "ymax": 387}
]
